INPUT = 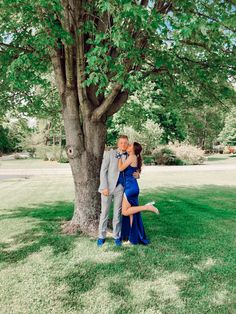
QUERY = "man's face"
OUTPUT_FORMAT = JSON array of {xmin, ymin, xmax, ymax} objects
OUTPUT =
[{"xmin": 117, "ymin": 138, "xmax": 129, "ymax": 152}]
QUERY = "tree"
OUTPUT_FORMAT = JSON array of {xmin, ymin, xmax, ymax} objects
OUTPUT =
[
  {"xmin": 218, "ymin": 107, "xmax": 236, "ymax": 146},
  {"xmin": 184, "ymin": 104, "xmax": 226, "ymax": 150},
  {"xmin": 0, "ymin": 0, "xmax": 235, "ymax": 234},
  {"xmin": 107, "ymin": 81, "xmax": 187, "ymax": 145},
  {"xmin": 0, "ymin": 112, "xmax": 31, "ymax": 153}
]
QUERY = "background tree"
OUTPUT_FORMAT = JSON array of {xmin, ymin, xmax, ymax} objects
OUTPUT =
[
  {"xmin": 0, "ymin": 112, "xmax": 31, "ymax": 153},
  {"xmin": 0, "ymin": 0, "xmax": 235, "ymax": 234},
  {"xmin": 107, "ymin": 81, "xmax": 187, "ymax": 146},
  {"xmin": 218, "ymin": 107, "xmax": 236, "ymax": 146},
  {"xmin": 184, "ymin": 105, "xmax": 226, "ymax": 150},
  {"xmin": 107, "ymin": 78, "xmax": 235, "ymax": 150}
]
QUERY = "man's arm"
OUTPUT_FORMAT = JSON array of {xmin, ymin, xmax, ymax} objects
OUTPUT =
[{"xmin": 99, "ymin": 150, "xmax": 110, "ymax": 194}]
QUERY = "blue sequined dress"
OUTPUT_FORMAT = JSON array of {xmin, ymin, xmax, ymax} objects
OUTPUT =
[{"xmin": 120, "ymin": 165, "xmax": 150, "ymax": 245}]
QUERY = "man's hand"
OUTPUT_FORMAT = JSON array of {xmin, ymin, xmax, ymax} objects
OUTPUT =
[
  {"xmin": 133, "ymin": 171, "xmax": 140, "ymax": 179},
  {"xmin": 102, "ymin": 188, "xmax": 109, "ymax": 196}
]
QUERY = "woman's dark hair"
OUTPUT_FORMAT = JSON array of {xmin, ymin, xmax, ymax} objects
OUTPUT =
[{"xmin": 133, "ymin": 142, "xmax": 142, "ymax": 172}]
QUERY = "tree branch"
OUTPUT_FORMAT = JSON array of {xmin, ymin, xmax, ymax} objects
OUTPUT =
[
  {"xmin": 86, "ymin": 84, "xmax": 104, "ymax": 107},
  {"xmin": 73, "ymin": 0, "xmax": 93, "ymax": 116},
  {"xmin": 50, "ymin": 47, "xmax": 66, "ymax": 101},
  {"xmin": 141, "ymin": 0, "xmax": 149, "ymax": 7},
  {"xmin": 0, "ymin": 42, "xmax": 34, "ymax": 53},
  {"xmin": 154, "ymin": 1, "xmax": 173, "ymax": 14},
  {"xmin": 193, "ymin": 7, "xmax": 236, "ymax": 33},
  {"xmin": 142, "ymin": 66, "xmax": 169, "ymax": 78},
  {"xmin": 106, "ymin": 91, "xmax": 129, "ymax": 117},
  {"xmin": 91, "ymin": 83, "xmax": 122, "ymax": 121},
  {"xmin": 172, "ymin": 5, "xmax": 236, "ymax": 33}
]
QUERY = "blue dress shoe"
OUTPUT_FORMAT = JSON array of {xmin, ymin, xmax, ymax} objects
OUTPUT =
[
  {"xmin": 97, "ymin": 238, "xmax": 105, "ymax": 247},
  {"xmin": 114, "ymin": 238, "xmax": 122, "ymax": 247}
]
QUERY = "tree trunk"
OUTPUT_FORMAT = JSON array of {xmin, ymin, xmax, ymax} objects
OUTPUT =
[
  {"xmin": 69, "ymin": 122, "xmax": 106, "ymax": 235},
  {"xmin": 59, "ymin": 125, "xmax": 63, "ymax": 162},
  {"xmin": 61, "ymin": 87, "xmax": 106, "ymax": 235}
]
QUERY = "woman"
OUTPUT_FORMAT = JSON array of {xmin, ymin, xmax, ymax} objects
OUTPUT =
[{"xmin": 116, "ymin": 142, "xmax": 159, "ymax": 245}]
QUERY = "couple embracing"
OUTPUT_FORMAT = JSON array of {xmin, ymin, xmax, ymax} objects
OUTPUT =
[{"xmin": 97, "ymin": 135, "xmax": 159, "ymax": 247}]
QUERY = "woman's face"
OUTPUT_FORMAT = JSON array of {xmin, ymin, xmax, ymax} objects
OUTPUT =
[{"xmin": 127, "ymin": 143, "xmax": 134, "ymax": 153}]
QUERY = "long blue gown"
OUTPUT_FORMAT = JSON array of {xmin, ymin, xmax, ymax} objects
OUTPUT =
[{"xmin": 120, "ymin": 165, "xmax": 150, "ymax": 245}]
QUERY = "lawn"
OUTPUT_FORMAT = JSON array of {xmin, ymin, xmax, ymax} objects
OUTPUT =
[{"xmin": 0, "ymin": 183, "xmax": 235, "ymax": 313}]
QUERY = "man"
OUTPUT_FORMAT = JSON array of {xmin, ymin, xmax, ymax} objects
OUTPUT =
[{"xmin": 97, "ymin": 135, "xmax": 139, "ymax": 247}]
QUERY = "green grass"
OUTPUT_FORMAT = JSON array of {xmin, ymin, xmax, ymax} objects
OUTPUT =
[
  {"xmin": 207, "ymin": 157, "xmax": 228, "ymax": 161},
  {"xmin": 0, "ymin": 186, "xmax": 235, "ymax": 313}
]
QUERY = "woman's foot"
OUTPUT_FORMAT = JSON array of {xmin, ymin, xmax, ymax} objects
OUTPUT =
[
  {"xmin": 145, "ymin": 202, "xmax": 160, "ymax": 215},
  {"xmin": 123, "ymin": 240, "xmax": 132, "ymax": 245}
]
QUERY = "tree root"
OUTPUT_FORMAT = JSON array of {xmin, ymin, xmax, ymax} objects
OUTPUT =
[{"xmin": 60, "ymin": 219, "xmax": 98, "ymax": 238}]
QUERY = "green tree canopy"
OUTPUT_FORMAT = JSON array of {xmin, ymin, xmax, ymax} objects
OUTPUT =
[{"xmin": 0, "ymin": 0, "xmax": 235, "ymax": 117}]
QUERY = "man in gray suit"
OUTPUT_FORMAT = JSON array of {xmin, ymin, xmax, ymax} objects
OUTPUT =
[{"xmin": 97, "ymin": 135, "xmax": 139, "ymax": 247}]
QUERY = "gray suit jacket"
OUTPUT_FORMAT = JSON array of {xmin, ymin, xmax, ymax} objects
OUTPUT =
[{"xmin": 98, "ymin": 149, "xmax": 124, "ymax": 195}]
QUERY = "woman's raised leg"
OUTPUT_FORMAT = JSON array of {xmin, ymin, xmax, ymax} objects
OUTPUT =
[{"xmin": 122, "ymin": 197, "xmax": 159, "ymax": 216}]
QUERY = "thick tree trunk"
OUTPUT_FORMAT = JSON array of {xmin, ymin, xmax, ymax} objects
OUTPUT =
[
  {"xmin": 68, "ymin": 122, "xmax": 106, "ymax": 235},
  {"xmin": 61, "ymin": 87, "xmax": 106, "ymax": 235},
  {"xmin": 70, "ymin": 140, "xmax": 105, "ymax": 234}
]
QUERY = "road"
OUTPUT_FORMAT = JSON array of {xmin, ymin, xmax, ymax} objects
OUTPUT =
[{"xmin": 1, "ymin": 156, "xmax": 236, "ymax": 188}]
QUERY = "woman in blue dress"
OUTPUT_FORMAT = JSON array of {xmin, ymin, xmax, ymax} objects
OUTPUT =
[{"xmin": 116, "ymin": 142, "xmax": 159, "ymax": 245}]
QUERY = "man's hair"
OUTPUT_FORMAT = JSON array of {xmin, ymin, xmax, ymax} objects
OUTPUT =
[{"xmin": 118, "ymin": 134, "xmax": 128, "ymax": 140}]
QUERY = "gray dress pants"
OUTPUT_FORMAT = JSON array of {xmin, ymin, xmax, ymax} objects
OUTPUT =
[{"xmin": 98, "ymin": 184, "xmax": 124, "ymax": 240}]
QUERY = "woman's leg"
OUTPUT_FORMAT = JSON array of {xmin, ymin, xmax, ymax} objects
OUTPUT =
[
  {"xmin": 122, "ymin": 197, "xmax": 158, "ymax": 216},
  {"xmin": 122, "ymin": 196, "xmax": 133, "ymax": 226},
  {"xmin": 130, "ymin": 214, "xmax": 133, "ymax": 226},
  {"xmin": 122, "ymin": 196, "xmax": 131, "ymax": 216}
]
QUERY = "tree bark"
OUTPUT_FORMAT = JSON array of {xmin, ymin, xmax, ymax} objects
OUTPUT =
[
  {"xmin": 60, "ymin": 85, "xmax": 107, "ymax": 235},
  {"xmin": 68, "ymin": 121, "xmax": 106, "ymax": 235}
]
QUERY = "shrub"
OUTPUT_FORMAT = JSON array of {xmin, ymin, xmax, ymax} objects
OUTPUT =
[
  {"xmin": 34, "ymin": 145, "xmax": 68, "ymax": 162},
  {"xmin": 152, "ymin": 143, "xmax": 206, "ymax": 165},
  {"xmin": 143, "ymin": 155, "xmax": 155, "ymax": 165},
  {"xmin": 168, "ymin": 143, "xmax": 205, "ymax": 165},
  {"xmin": 14, "ymin": 153, "xmax": 28, "ymax": 160},
  {"xmin": 26, "ymin": 147, "xmax": 36, "ymax": 158},
  {"xmin": 152, "ymin": 147, "xmax": 182, "ymax": 165}
]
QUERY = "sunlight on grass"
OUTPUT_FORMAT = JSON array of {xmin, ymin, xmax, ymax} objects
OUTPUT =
[
  {"xmin": 0, "ymin": 247, "xmax": 67, "ymax": 313},
  {"xmin": 0, "ymin": 217, "xmax": 39, "ymax": 243}
]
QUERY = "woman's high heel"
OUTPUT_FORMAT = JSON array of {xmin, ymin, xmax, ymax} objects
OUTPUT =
[
  {"xmin": 153, "ymin": 206, "xmax": 160, "ymax": 215},
  {"xmin": 145, "ymin": 201, "xmax": 160, "ymax": 215},
  {"xmin": 145, "ymin": 201, "xmax": 155, "ymax": 206}
]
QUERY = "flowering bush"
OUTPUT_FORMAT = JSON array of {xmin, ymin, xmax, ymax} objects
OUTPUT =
[
  {"xmin": 152, "ymin": 142, "xmax": 206, "ymax": 165},
  {"xmin": 168, "ymin": 143, "xmax": 206, "ymax": 165}
]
